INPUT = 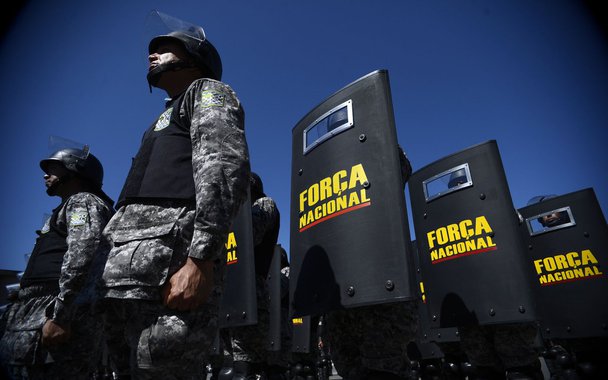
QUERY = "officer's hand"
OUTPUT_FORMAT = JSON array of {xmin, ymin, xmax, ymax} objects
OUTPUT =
[
  {"xmin": 41, "ymin": 319, "xmax": 71, "ymax": 346},
  {"xmin": 162, "ymin": 257, "xmax": 214, "ymax": 311}
]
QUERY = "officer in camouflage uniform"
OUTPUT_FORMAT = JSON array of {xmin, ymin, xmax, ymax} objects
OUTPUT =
[
  {"xmin": 231, "ymin": 172, "xmax": 281, "ymax": 379},
  {"xmin": 0, "ymin": 147, "xmax": 114, "ymax": 380},
  {"xmin": 100, "ymin": 11, "xmax": 250, "ymax": 380},
  {"xmin": 323, "ymin": 147, "xmax": 419, "ymax": 380}
]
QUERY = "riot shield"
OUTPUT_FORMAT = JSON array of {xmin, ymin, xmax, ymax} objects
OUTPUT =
[
  {"xmin": 409, "ymin": 140, "xmax": 537, "ymax": 327},
  {"xmin": 411, "ymin": 241, "xmax": 461, "ymax": 344},
  {"xmin": 218, "ymin": 195, "xmax": 258, "ymax": 328},
  {"xmin": 518, "ymin": 188, "xmax": 608, "ymax": 339},
  {"xmin": 209, "ymin": 330, "xmax": 221, "ymax": 356},
  {"xmin": 266, "ymin": 244, "xmax": 282, "ymax": 351},
  {"xmin": 290, "ymin": 69, "xmax": 416, "ymax": 317},
  {"xmin": 291, "ymin": 315, "xmax": 312, "ymax": 353}
]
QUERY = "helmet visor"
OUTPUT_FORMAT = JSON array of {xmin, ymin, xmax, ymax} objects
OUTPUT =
[
  {"xmin": 47, "ymin": 135, "xmax": 89, "ymax": 161},
  {"xmin": 42, "ymin": 135, "xmax": 90, "ymax": 173},
  {"xmin": 145, "ymin": 10, "xmax": 206, "ymax": 54}
]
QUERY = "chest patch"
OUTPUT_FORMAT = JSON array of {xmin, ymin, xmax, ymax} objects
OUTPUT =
[
  {"xmin": 154, "ymin": 107, "xmax": 173, "ymax": 131},
  {"xmin": 200, "ymin": 90, "xmax": 226, "ymax": 108},
  {"xmin": 40, "ymin": 217, "xmax": 51, "ymax": 234}
]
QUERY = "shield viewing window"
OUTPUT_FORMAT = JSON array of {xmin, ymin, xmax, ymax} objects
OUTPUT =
[
  {"xmin": 422, "ymin": 163, "xmax": 473, "ymax": 202},
  {"xmin": 526, "ymin": 206, "xmax": 576, "ymax": 236},
  {"xmin": 303, "ymin": 100, "xmax": 353, "ymax": 154}
]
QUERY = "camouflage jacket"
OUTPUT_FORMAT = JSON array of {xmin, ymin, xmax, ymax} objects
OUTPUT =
[{"xmin": 50, "ymin": 192, "xmax": 114, "ymax": 325}]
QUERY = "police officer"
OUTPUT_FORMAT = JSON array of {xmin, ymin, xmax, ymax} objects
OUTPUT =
[
  {"xmin": 0, "ymin": 147, "xmax": 114, "ymax": 380},
  {"xmin": 446, "ymin": 171, "xmax": 541, "ymax": 380},
  {"xmin": 231, "ymin": 172, "xmax": 281, "ymax": 379},
  {"xmin": 100, "ymin": 11, "xmax": 250, "ymax": 380},
  {"xmin": 323, "ymin": 147, "xmax": 418, "ymax": 380}
]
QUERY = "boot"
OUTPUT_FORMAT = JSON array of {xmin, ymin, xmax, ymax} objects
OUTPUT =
[
  {"xmin": 218, "ymin": 366, "xmax": 235, "ymax": 380},
  {"xmin": 467, "ymin": 365, "xmax": 504, "ymax": 380},
  {"xmin": 233, "ymin": 361, "xmax": 256, "ymax": 380},
  {"xmin": 506, "ymin": 361, "xmax": 544, "ymax": 380},
  {"xmin": 365, "ymin": 370, "xmax": 408, "ymax": 380}
]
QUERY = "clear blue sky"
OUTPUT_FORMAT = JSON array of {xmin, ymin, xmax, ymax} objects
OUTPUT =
[{"xmin": 1, "ymin": 0, "xmax": 606, "ymax": 271}]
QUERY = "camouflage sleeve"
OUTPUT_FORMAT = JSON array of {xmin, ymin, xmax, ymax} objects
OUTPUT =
[
  {"xmin": 183, "ymin": 79, "xmax": 250, "ymax": 261},
  {"xmin": 52, "ymin": 193, "xmax": 112, "ymax": 325},
  {"xmin": 252, "ymin": 197, "xmax": 279, "ymax": 246}
]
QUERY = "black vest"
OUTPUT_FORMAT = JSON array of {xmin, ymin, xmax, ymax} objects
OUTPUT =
[
  {"xmin": 254, "ymin": 208, "xmax": 280, "ymax": 278},
  {"xmin": 20, "ymin": 204, "xmax": 68, "ymax": 288},
  {"xmin": 117, "ymin": 93, "xmax": 195, "ymax": 208}
]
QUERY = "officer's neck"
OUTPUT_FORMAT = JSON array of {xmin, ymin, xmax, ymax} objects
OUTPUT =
[
  {"xmin": 159, "ymin": 70, "xmax": 202, "ymax": 98},
  {"xmin": 55, "ymin": 179, "xmax": 89, "ymax": 202}
]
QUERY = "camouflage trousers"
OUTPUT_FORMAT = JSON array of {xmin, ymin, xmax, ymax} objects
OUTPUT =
[
  {"xmin": 0, "ymin": 287, "xmax": 102, "ymax": 380},
  {"xmin": 325, "ymin": 300, "xmax": 419, "ymax": 379},
  {"xmin": 102, "ymin": 298, "xmax": 216, "ymax": 380},
  {"xmin": 459, "ymin": 322, "xmax": 540, "ymax": 371}
]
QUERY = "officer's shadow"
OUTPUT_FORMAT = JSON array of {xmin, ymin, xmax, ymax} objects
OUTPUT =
[
  {"xmin": 292, "ymin": 245, "xmax": 341, "ymax": 317},
  {"xmin": 440, "ymin": 292, "xmax": 479, "ymax": 327}
]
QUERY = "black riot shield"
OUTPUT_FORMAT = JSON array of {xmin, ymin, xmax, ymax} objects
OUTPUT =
[
  {"xmin": 518, "ymin": 188, "xmax": 608, "ymax": 339},
  {"xmin": 210, "ymin": 330, "xmax": 221, "ymax": 356},
  {"xmin": 291, "ymin": 315, "xmax": 312, "ymax": 353},
  {"xmin": 409, "ymin": 140, "xmax": 537, "ymax": 327},
  {"xmin": 410, "ymin": 238, "xmax": 445, "ymax": 359},
  {"xmin": 218, "ymin": 195, "xmax": 257, "ymax": 328},
  {"xmin": 411, "ymin": 241, "xmax": 461, "ymax": 344},
  {"xmin": 290, "ymin": 69, "xmax": 415, "ymax": 317},
  {"xmin": 266, "ymin": 244, "xmax": 282, "ymax": 351}
]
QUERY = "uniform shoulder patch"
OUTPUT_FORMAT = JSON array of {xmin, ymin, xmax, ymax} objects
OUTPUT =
[
  {"xmin": 69, "ymin": 209, "xmax": 89, "ymax": 227},
  {"xmin": 200, "ymin": 90, "xmax": 226, "ymax": 108},
  {"xmin": 154, "ymin": 107, "xmax": 173, "ymax": 131}
]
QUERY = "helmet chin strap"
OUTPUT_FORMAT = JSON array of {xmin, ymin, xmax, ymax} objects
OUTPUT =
[{"xmin": 147, "ymin": 60, "xmax": 197, "ymax": 92}]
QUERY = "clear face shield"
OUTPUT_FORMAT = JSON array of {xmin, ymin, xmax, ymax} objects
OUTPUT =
[
  {"xmin": 145, "ymin": 10, "xmax": 206, "ymax": 56},
  {"xmin": 47, "ymin": 135, "xmax": 90, "ymax": 163},
  {"xmin": 42, "ymin": 135, "xmax": 91, "ymax": 186}
]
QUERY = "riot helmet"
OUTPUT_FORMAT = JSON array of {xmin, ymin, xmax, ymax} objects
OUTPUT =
[
  {"xmin": 250, "ymin": 172, "xmax": 266, "ymax": 201},
  {"xmin": 146, "ymin": 11, "xmax": 222, "ymax": 88},
  {"xmin": 448, "ymin": 168, "xmax": 468, "ymax": 189},
  {"xmin": 40, "ymin": 147, "xmax": 104, "ymax": 189}
]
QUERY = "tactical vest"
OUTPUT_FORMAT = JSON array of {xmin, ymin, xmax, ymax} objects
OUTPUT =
[
  {"xmin": 254, "ymin": 208, "xmax": 280, "ymax": 278},
  {"xmin": 20, "ymin": 203, "xmax": 68, "ymax": 288},
  {"xmin": 117, "ymin": 93, "xmax": 195, "ymax": 208}
]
